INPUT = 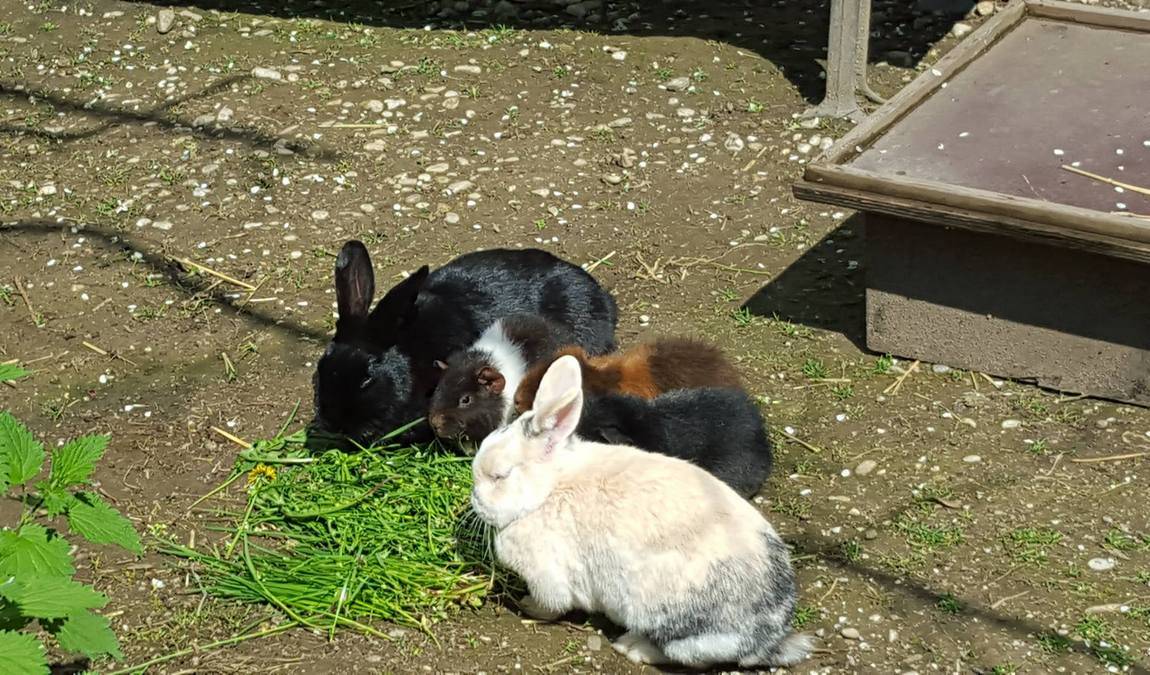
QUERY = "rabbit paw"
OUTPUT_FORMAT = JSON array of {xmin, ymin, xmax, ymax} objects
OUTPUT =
[
  {"xmin": 517, "ymin": 595, "xmax": 563, "ymax": 621},
  {"xmin": 612, "ymin": 631, "xmax": 669, "ymax": 665}
]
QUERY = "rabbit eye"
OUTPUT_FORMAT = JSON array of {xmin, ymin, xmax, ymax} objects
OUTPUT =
[{"xmin": 459, "ymin": 394, "xmax": 472, "ymax": 407}]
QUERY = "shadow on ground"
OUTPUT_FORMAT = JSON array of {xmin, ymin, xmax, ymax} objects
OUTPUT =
[
  {"xmin": 119, "ymin": 0, "xmax": 973, "ymax": 105},
  {"xmin": 743, "ymin": 216, "xmax": 866, "ymax": 350}
]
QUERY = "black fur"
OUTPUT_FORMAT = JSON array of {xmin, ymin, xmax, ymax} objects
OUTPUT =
[
  {"xmin": 428, "ymin": 314, "xmax": 578, "ymax": 442},
  {"xmin": 312, "ymin": 242, "xmax": 618, "ymax": 446},
  {"xmin": 577, "ymin": 388, "xmax": 773, "ymax": 498}
]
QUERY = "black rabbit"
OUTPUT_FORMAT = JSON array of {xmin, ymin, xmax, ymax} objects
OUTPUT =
[
  {"xmin": 576, "ymin": 388, "xmax": 774, "ymax": 499},
  {"xmin": 311, "ymin": 241, "xmax": 617, "ymax": 446}
]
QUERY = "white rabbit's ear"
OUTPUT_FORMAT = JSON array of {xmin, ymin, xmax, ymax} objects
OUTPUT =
[{"xmin": 532, "ymin": 355, "xmax": 583, "ymax": 448}]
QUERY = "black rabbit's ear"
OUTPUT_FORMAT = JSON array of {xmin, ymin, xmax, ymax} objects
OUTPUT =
[
  {"xmin": 334, "ymin": 241, "xmax": 375, "ymax": 324},
  {"xmin": 370, "ymin": 265, "xmax": 429, "ymax": 332}
]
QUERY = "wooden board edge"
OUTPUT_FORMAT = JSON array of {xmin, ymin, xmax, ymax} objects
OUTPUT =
[
  {"xmin": 818, "ymin": 0, "xmax": 1028, "ymax": 168},
  {"xmin": 792, "ymin": 179, "xmax": 1150, "ymax": 265},
  {"xmin": 1026, "ymin": 0, "xmax": 1150, "ymax": 31}
]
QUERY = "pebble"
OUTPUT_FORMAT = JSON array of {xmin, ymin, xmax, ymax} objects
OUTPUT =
[
  {"xmin": 364, "ymin": 140, "xmax": 387, "ymax": 152},
  {"xmin": 601, "ymin": 173, "xmax": 624, "ymax": 185},
  {"xmin": 841, "ymin": 627, "xmax": 861, "ymax": 640},
  {"xmin": 531, "ymin": 188, "xmax": 550, "ymax": 198},
  {"xmin": 251, "ymin": 67, "xmax": 283, "ymax": 81},
  {"xmin": 426, "ymin": 163, "xmax": 450, "ymax": 173},
  {"xmin": 364, "ymin": 99, "xmax": 384, "ymax": 113},
  {"xmin": 587, "ymin": 635, "xmax": 603, "ymax": 651},
  {"xmin": 864, "ymin": 529, "xmax": 878, "ymax": 540},
  {"xmin": 676, "ymin": 107, "xmax": 696, "ymax": 118},
  {"xmin": 952, "ymin": 22, "xmax": 973, "ymax": 38},
  {"xmin": 931, "ymin": 364, "xmax": 950, "ymax": 374},
  {"xmin": 454, "ymin": 64, "xmax": 482, "ymax": 75},
  {"xmin": 157, "ymin": 8, "xmax": 176, "ymax": 34},
  {"xmin": 1089, "ymin": 558, "xmax": 1116, "ymax": 572},
  {"xmin": 962, "ymin": 455, "xmax": 982, "ymax": 463},
  {"xmin": 855, "ymin": 460, "xmax": 877, "ymax": 476},
  {"xmin": 724, "ymin": 133, "xmax": 745, "ymax": 153},
  {"xmin": 664, "ymin": 76, "xmax": 691, "ymax": 92},
  {"xmin": 975, "ymin": 1, "xmax": 996, "ymax": 15},
  {"xmin": 216, "ymin": 106, "xmax": 233, "ymax": 123},
  {"xmin": 311, "ymin": 210, "xmax": 329, "ymax": 221},
  {"xmin": 386, "ymin": 99, "xmax": 406, "ymax": 110},
  {"xmin": 1001, "ymin": 419, "xmax": 1021, "ymax": 430},
  {"xmin": 38, "ymin": 185, "xmax": 57, "ymax": 196},
  {"xmin": 611, "ymin": 50, "xmax": 627, "ymax": 61},
  {"xmin": 607, "ymin": 117, "xmax": 632, "ymax": 128},
  {"xmin": 447, "ymin": 180, "xmax": 474, "ymax": 194},
  {"xmin": 444, "ymin": 212, "xmax": 460, "ymax": 225}
]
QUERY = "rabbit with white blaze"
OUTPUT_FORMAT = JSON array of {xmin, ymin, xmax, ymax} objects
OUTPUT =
[{"xmin": 470, "ymin": 355, "xmax": 812, "ymax": 669}]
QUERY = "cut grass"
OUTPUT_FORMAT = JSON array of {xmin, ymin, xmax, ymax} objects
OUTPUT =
[
  {"xmin": 164, "ymin": 427, "xmax": 497, "ymax": 637},
  {"xmin": 1004, "ymin": 527, "xmax": 1062, "ymax": 565}
]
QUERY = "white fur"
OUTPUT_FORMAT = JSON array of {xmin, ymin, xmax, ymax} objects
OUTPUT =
[
  {"xmin": 471, "ymin": 319, "xmax": 527, "ymax": 425},
  {"xmin": 470, "ymin": 355, "xmax": 810, "ymax": 669}
]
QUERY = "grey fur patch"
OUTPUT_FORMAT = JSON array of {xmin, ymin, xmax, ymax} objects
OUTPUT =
[{"xmin": 644, "ymin": 529, "xmax": 798, "ymax": 666}]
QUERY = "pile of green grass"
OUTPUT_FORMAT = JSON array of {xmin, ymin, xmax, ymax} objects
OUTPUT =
[{"xmin": 165, "ymin": 426, "xmax": 497, "ymax": 636}]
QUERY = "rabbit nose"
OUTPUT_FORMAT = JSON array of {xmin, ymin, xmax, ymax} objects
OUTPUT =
[{"xmin": 430, "ymin": 413, "xmax": 449, "ymax": 435}]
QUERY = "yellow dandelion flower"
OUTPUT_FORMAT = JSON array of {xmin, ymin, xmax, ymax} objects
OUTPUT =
[{"xmin": 247, "ymin": 463, "xmax": 277, "ymax": 486}]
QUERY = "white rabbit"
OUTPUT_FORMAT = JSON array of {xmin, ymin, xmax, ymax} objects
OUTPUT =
[{"xmin": 470, "ymin": 355, "xmax": 812, "ymax": 668}]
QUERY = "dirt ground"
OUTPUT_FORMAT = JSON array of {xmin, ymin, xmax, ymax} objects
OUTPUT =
[{"xmin": 2, "ymin": 0, "xmax": 1149, "ymax": 673}]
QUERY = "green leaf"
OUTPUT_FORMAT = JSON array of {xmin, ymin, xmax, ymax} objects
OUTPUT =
[
  {"xmin": 67, "ymin": 494, "xmax": 143, "ymax": 555},
  {"xmin": 36, "ymin": 483, "xmax": 79, "ymax": 517},
  {"xmin": 49, "ymin": 610, "xmax": 122, "ymax": 660},
  {"xmin": 0, "ymin": 525, "xmax": 74, "ymax": 578},
  {"xmin": 0, "ymin": 365, "xmax": 31, "ymax": 382},
  {"xmin": 0, "ymin": 576, "xmax": 106, "ymax": 620},
  {"xmin": 0, "ymin": 630, "xmax": 48, "ymax": 675},
  {"xmin": 49, "ymin": 435, "xmax": 108, "ymax": 490},
  {"xmin": 0, "ymin": 412, "xmax": 44, "ymax": 487}
]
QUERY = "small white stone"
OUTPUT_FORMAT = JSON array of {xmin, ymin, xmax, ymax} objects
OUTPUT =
[
  {"xmin": 855, "ymin": 460, "xmax": 877, "ymax": 476},
  {"xmin": 611, "ymin": 50, "xmax": 627, "ymax": 61},
  {"xmin": 444, "ymin": 212, "xmax": 460, "ymax": 224},
  {"xmin": 38, "ymin": 185, "xmax": 58, "ymax": 196},
  {"xmin": 1088, "ymin": 557, "xmax": 1116, "ymax": 572},
  {"xmin": 1001, "ymin": 419, "xmax": 1021, "ymax": 429},
  {"xmin": 1053, "ymin": 148, "xmax": 1065, "ymax": 156},
  {"xmin": 841, "ymin": 627, "xmax": 861, "ymax": 640},
  {"xmin": 951, "ymin": 22, "xmax": 973, "ymax": 38},
  {"xmin": 251, "ymin": 66, "xmax": 283, "ymax": 81},
  {"xmin": 639, "ymin": 314, "xmax": 650, "ymax": 324},
  {"xmin": 963, "ymin": 455, "xmax": 982, "ymax": 463}
]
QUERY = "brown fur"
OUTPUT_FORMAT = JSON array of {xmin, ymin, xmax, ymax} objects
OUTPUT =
[{"xmin": 513, "ymin": 338, "xmax": 743, "ymax": 414}]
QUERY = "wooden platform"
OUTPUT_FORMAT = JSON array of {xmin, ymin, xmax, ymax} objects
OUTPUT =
[{"xmin": 794, "ymin": 0, "xmax": 1150, "ymax": 405}]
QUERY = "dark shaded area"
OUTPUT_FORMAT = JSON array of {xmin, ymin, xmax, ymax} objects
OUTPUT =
[
  {"xmin": 0, "ymin": 219, "xmax": 330, "ymax": 343},
  {"xmin": 742, "ymin": 217, "xmax": 867, "ymax": 350},
  {"xmin": 0, "ymin": 77, "xmax": 337, "ymax": 159},
  {"xmin": 119, "ymin": 0, "xmax": 973, "ymax": 106}
]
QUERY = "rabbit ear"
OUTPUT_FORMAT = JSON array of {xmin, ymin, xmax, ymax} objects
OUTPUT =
[
  {"xmin": 334, "ymin": 241, "xmax": 375, "ymax": 324},
  {"xmin": 531, "ymin": 355, "xmax": 583, "ymax": 447},
  {"xmin": 369, "ymin": 265, "xmax": 429, "ymax": 334}
]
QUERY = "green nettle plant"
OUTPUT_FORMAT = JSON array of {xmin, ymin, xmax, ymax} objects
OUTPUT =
[{"xmin": 0, "ymin": 410, "xmax": 142, "ymax": 673}]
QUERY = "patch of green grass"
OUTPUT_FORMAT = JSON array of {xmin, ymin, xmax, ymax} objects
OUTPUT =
[
  {"xmin": 896, "ymin": 517, "xmax": 964, "ymax": 552},
  {"xmin": 771, "ymin": 498, "xmax": 810, "ymax": 520},
  {"xmin": 831, "ymin": 384, "xmax": 854, "ymax": 400},
  {"xmin": 935, "ymin": 593, "xmax": 962, "ymax": 614},
  {"xmin": 838, "ymin": 540, "xmax": 862, "ymax": 563},
  {"xmin": 1091, "ymin": 643, "xmax": 1134, "ymax": 669},
  {"xmin": 552, "ymin": 65, "xmax": 570, "ymax": 78},
  {"xmin": 1075, "ymin": 615, "xmax": 1111, "ymax": 643},
  {"xmin": 730, "ymin": 307, "xmax": 754, "ymax": 328},
  {"xmin": 746, "ymin": 97, "xmax": 764, "ymax": 113},
  {"xmin": 872, "ymin": 354, "xmax": 894, "ymax": 375},
  {"xmin": 1026, "ymin": 438, "xmax": 1050, "ymax": 456},
  {"xmin": 654, "ymin": 67, "xmax": 673, "ymax": 81},
  {"xmin": 792, "ymin": 605, "xmax": 818, "ymax": 630},
  {"xmin": 989, "ymin": 665, "xmax": 1018, "ymax": 675},
  {"xmin": 1104, "ymin": 528, "xmax": 1150, "ymax": 552},
  {"xmin": 801, "ymin": 358, "xmax": 828, "ymax": 380},
  {"xmin": 0, "ymin": 363, "xmax": 31, "ymax": 382},
  {"xmin": 1035, "ymin": 631, "xmax": 1071, "ymax": 654},
  {"xmin": 770, "ymin": 315, "xmax": 813, "ymax": 339},
  {"xmin": 1004, "ymin": 527, "xmax": 1062, "ymax": 565},
  {"xmin": 163, "ymin": 427, "xmax": 496, "ymax": 634}
]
